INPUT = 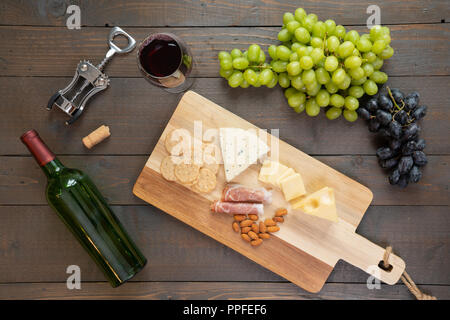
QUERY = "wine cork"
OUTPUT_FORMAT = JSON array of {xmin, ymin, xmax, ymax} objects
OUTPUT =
[{"xmin": 82, "ymin": 125, "xmax": 110, "ymax": 149}]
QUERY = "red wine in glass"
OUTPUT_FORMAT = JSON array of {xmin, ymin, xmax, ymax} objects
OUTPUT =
[{"xmin": 137, "ymin": 33, "xmax": 194, "ymax": 92}]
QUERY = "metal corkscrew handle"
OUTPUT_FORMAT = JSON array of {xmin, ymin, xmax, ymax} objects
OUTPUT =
[{"xmin": 97, "ymin": 26, "xmax": 137, "ymax": 71}]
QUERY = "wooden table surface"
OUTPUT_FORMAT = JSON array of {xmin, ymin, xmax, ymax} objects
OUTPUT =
[{"xmin": 0, "ymin": 0, "xmax": 448, "ymax": 300}]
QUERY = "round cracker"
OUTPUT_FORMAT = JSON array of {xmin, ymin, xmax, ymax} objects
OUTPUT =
[
  {"xmin": 201, "ymin": 162, "xmax": 219, "ymax": 175},
  {"xmin": 160, "ymin": 155, "xmax": 178, "ymax": 181},
  {"xmin": 164, "ymin": 130, "xmax": 180, "ymax": 155},
  {"xmin": 194, "ymin": 168, "xmax": 217, "ymax": 193},
  {"xmin": 174, "ymin": 162, "xmax": 200, "ymax": 184}
]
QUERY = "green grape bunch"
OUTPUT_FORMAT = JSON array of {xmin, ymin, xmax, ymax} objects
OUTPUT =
[{"xmin": 217, "ymin": 8, "xmax": 394, "ymax": 121}]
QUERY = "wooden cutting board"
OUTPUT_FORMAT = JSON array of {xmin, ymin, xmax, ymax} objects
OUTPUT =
[{"xmin": 133, "ymin": 90, "xmax": 405, "ymax": 293}]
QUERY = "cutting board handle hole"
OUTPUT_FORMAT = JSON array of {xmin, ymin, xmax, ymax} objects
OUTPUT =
[{"xmin": 378, "ymin": 260, "xmax": 393, "ymax": 272}]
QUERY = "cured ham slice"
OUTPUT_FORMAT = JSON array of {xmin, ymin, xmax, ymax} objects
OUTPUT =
[
  {"xmin": 221, "ymin": 184, "xmax": 272, "ymax": 204},
  {"xmin": 210, "ymin": 201, "xmax": 264, "ymax": 217}
]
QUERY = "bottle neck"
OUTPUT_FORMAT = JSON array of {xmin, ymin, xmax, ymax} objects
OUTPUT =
[{"xmin": 41, "ymin": 158, "xmax": 65, "ymax": 178}]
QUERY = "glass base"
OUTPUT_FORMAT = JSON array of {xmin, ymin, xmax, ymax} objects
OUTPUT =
[{"xmin": 163, "ymin": 76, "xmax": 196, "ymax": 93}]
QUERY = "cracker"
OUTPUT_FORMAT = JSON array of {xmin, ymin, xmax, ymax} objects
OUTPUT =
[
  {"xmin": 174, "ymin": 162, "xmax": 200, "ymax": 184},
  {"xmin": 193, "ymin": 168, "xmax": 217, "ymax": 193},
  {"xmin": 160, "ymin": 156, "xmax": 178, "ymax": 181},
  {"xmin": 165, "ymin": 129, "xmax": 191, "ymax": 156}
]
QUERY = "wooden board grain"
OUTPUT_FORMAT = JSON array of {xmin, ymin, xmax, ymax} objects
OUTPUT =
[{"xmin": 132, "ymin": 91, "xmax": 407, "ymax": 292}]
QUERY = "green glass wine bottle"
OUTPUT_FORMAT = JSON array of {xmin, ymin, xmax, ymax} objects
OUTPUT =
[{"xmin": 20, "ymin": 130, "xmax": 147, "ymax": 287}]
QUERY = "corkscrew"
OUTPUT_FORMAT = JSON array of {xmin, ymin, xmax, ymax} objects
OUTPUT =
[{"xmin": 47, "ymin": 27, "xmax": 136, "ymax": 125}]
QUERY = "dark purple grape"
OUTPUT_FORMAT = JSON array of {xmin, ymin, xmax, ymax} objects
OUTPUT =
[
  {"xmin": 368, "ymin": 118, "xmax": 381, "ymax": 132},
  {"xmin": 409, "ymin": 166, "xmax": 422, "ymax": 183},
  {"xmin": 404, "ymin": 94, "xmax": 419, "ymax": 111},
  {"xmin": 402, "ymin": 123, "xmax": 420, "ymax": 141},
  {"xmin": 380, "ymin": 158, "xmax": 398, "ymax": 169},
  {"xmin": 388, "ymin": 121, "xmax": 402, "ymax": 139},
  {"xmin": 412, "ymin": 151, "xmax": 428, "ymax": 166},
  {"xmin": 379, "ymin": 128, "xmax": 391, "ymax": 140},
  {"xmin": 397, "ymin": 174, "xmax": 409, "ymax": 188},
  {"xmin": 395, "ymin": 110, "xmax": 408, "ymax": 125},
  {"xmin": 357, "ymin": 107, "xmax": 371, "ymax": 120},
  {"xmin": 410, "ymin": 91, "xmax": 420, "ymax": 101},
  {"xmin": 376, "ymin": 109, "xmax": 392, "ymax": 126},
  {"xmin": 366, "ymin": 98, "xmax": 379, "ymax": 114},
  {"xmin": 402, "ymin": 140, "xmax": 416, "ymax": 155},
  {"xmin": 389, "ymin": 169, "xmax": 400, "ymax": 185},
  {"xmin": 389, "ymin": 139, "xmax": 402, "ymax": 152},
  {"xmin": 391, "ymin": 88, "xmax": 405, "ymax": 105},
  {"xmin": 412, "ymin": 105, "xmax": 427, "ymax": 120},
  {"xmin": 376, "ymin": 147, "xmax": 394, "ymax": 160},
  {"xmin": 397, "ymin": 156, "xmax": 414, "ymax": 174},
  {"xmin": 415, "ymin": 138, "xmax": 426, "ymax": 151},
  {"xmin": 378, "ymin": 95, "xmax": 393, "ymax": 111}
]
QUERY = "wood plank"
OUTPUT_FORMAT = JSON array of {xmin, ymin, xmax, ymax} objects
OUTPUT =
[
  {"xmin": 1, "ymin": 77, "xmax": 448, "ymax": 156},
  {"xmin": 0, "ymin": 205, "xmax": 448, "ymax": 284},
  {"xmin": 0, "ymin": 155, "xmax": 447, "ymax": 206},
  {"xmin": 0, "ymin": 282, "xmax": 447, "ymax": 300},
  {"xmin": 0, "ymin": 0, "xmax": 447, "ymax": 26},
  {"xmin": 0, "ymin": 24, "xmax": 448, "ymax": 77}
]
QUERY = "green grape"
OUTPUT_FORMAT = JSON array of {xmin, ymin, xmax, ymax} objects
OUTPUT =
[
  {"xmin": 315, "ymin": 67, "xmax": 330, "ymax": 84},
  {"xmin": 362, "ymin": 63, "xmax": 374, "ymax": 77},
  {"xmin": 325, "ymin": 81, "xmax": 339, "ymax": 94},
  {"xmin": 344, "ymin": 96, "xmax": 359, "ymax": 110},
  {"xmin": 288, "ymin": 92, "xmax": 306, "ymax": 108},
  {"xmin": 228, "ymin": 71, "xmax": 244, "ymax": 88},
  {"xmin": 381, "ymin": 26, "xmax": 390, "ymax": 36},
  {"xmin": 338, "ymin": 41, "xmax": 355, "ymax": 58},
  {"xmin": 344, "ymin": 30, "xmax": 360, "ymax": 44},
  {"xmin": 230, "ymin": 48, "xmax": 242, "ymax": 59},
  {"xmin": 361, "ymin": 33, "xmax": 371, "ymax": 40},
  {"xmin": 276, "ymin": 45, "xmax": 292, "ymax": 61},
  {"xmin": 343, "ymin": 109, "xmax": 358, "ymax": 122},
  {"xmin": 278, "ymin": 28, "xmax": 292, "ymax": 42},
  {"xmin": 338, "ymin": 74, "xmax": 351, "ymax": 90},
  {"xmin": 332, "ymin": 68, "xmax": 346, "ymax": 84},
  {"xmin": 370, "ymin": 71, "xmax": 388, "ymax": 84},
  {"xmin": 370, "ymin": 25, "xmax": 383, "ymax": 41},
  {"xmin": 351, "ymin": 48, "xmax": 360, "ymax": 56},
  {"xmin": 259, "ymin": 69, "xmax": 274, "ymax": 85},
  {"xmin": 291, "ymin": 75, "xmax": 304, "ymax": 90},
  {"xmin": 287, "ymin": 20, "xmax": 301, "ymax": 34},
  {"xmin": 344, "ymin": 56, "xmax": 362, "ymax": 69},
  {"xmin": 306, "ymin": 99, "xmax": 320, "ymax": 116},
  {"xmin": 297, "ymin": 46, "xmax": 309, "ymax": 57},
  {"xmin": 348, "ymin": 86, "xmax": 364, "ymax": 98},
  {"xmin": 326, "ymin": 36, "xmax": 340, "ymax": 52},
  {"xmin": 287, "ymin": 61, "xmax": 301, "ymax": 76},
  {"xmin": 307, "ymin": 13, "xmax": 318, "ymax": 23},
  {"xmin": 220, "ymin": 68, "xmax": 233, "ymax": 79},
  {"xmin": 371, "ymin": 40, "xmax": 387, "ymax": 54},
  {"xmin": 243, "ymin": 69, "xmax": 258, "ymax": 85},
  {"xmin": 310, "ymin": 48, "xmax": 324, "ymax": 64},
  {"xmin": 290, "ymin": 42, "xmax": 303, "ymax": 52},
  {"xmin": 379, "ymin": 46, "xmax": 394, "ymax": 59},
  {"xmin": 218, "ymin": 51, "xmax": 231, "ymax": 61},
  {"xmin": 248, "ymin": 44, "xmax": 261, "ymax": 62},
  {"xmin": 266, "ymin": 73, "xmax": 278, "ymax": 88},
  {"xmin": 294, "ymin": 27, "xmax": 311, "ymax": 44},
  {"xmin": 324, "ymin": 19, "xmax": 336, "ymax": 35},
  {"xmin": 253, "ymin": 75, "xmax": 262, "ymax": 87},
  {"xmin": 293, "ymin": 104, "xmax": 306, "ymax": 113},
  {"xmin": 284, "ymin": 87, "xmax": 298, "ymax": 99},
  {"xmin": 302, "ymin": 16, "xmax": 315, "ymax": 32},
  {"xmin": 326, "ymin": 107, "xmax": 342, "ymax": 120},
  {"xmin": 220, "ymin": 58, "xmax": 233, "ymax": 70},
  {"xmin": 363, "ymin": 79, "xmax": 378, "ymax": 95},
  {"xmin": 278, "ymin": 72, "xmax": 291, "ymax": 88},
  {"xmin": 302, "ymin": 69, "xmax": 316, "ymax": 85},
  {"xmin": 356, "ymin": 38, "xmax": 372, "ymax": 52},
  {"xmin": 316, "ymin": 89, "xmax": 330, "ymax": 107},
  {"xmin": 299, "ymin": 56, "xmax": 314, "ymax": 70},
  {"xmin": 268, "ymin": 45, "xmax": 278, "ymax": 60},
  {"xmin": 372, "ymin": 57, "xmax": 384, "ymax": 70},
  {"xmin": 289, "ymin": 52, "xmax": 299, "ymax": 62},
  {"xmin": 271, "ymin": 60, "xmax": 288, "ymax": 73},
  {"xmin": 294, "ymin": 8, "xmax": 307, "ymax": 22},
  {"xmin": 316, "ymin": 58, "xmax": 325, "ymax": 68},
  {"xmin": 312, "ymin": 21, "xmax": 326, "ymax": 38},
  {"xmin": 283, "ymin": 12, "xmax": 295, "ymax": 25},
  {"xmin": 324, "ymin": 55, "xmax": 339, "ymax": 72},
  {"xmin": 306, "ymin": 82, "xmax": 321, "ymax": 96},
  {"xmin": 232, "ymin": 57, "xmax": 249, "ymax": 70},
  {"xmin": 379, "ymin": 34, "xmax": 391, "ymax": 45},
  {"xmin": 330, "ymin": 94, "xmax": 345, "ymax": 107},
  {"xmin": 259, "ymin": 51, "xmax": 266, "ymax": 64},
  {"xmin": 363, "ymin": 51, "xmax": 377, "ymax": 63},
  {"xmin": 334, "ymin": 25, "xmax": 346, "ymax": 39},
  {"xmin": 306, "ymin": 46, "xmax": 313, "ymax": 54},
  {"xmin": 351, "ymin": 76, "xmax": 367, "ymax": 86},
  {"xmin": 348, "ymin": 67, "xmax": 365, "ymax": 80},
  {"xmin": 240, "ymin": 79, "xmax": 250, "ymax": 88},
  {"xmin": 310, "ymin": 37, "xmax": 324, "ymax": 48}
]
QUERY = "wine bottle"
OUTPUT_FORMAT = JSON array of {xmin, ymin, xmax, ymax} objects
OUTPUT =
[{"xmin": 20, "ymin": 130, "xmax": 147, "ymax": 287}]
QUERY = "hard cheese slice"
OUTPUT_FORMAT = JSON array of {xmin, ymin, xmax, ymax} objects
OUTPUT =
[
  {"xmin": 276, "ymin": 168, "xmax": 295, "ymax": 188},
  {"xmin": 280, "ymin": 173, "xmax": 307, "ymax": 201},
  {"xmin": 291, "ymin": 187, "xmax": 338, "ymax": 222},
  {"xmin": 258, "ymin": 160, "xmax": 289, "ymax": 184},
  {"xmin": 220, "ymin": 128, "xmax": 269, "ymax": 182}
]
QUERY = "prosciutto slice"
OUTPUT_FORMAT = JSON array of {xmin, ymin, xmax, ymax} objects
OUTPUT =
[
  {"xmin": 221, "ymin": 184, "xmax": 272, "ymax": 204},
  {"xmin": 210, "ymin": 201, "xmax": 264, "ymax": 217}
]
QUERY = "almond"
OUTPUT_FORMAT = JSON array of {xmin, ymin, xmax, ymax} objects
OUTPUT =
[
  {"xmin": 248, "ymin": 231, "xmax": 259, "ymax": 240},
  {"xmin": 241, "ymin": 234, "xmax": 251, "ymax": 242},
  {"xmin": 232, "ymin": 221, "xmax": 240, "ymax": 233},
  {"xmin": 273, "ymin": 216, "xmax": 284, "ymax": 223},
  {"xmin": 259, "ymin": 221, "xmax": 266, "ymax": 233},
  {"xmin": 275, "ymin": 208, "xmax": 288, "ymax": 217},
  {"xmin": 241, "ymin": 226, "xmax": 251, "ymax": 233},
  {"xmin": 234, "ymin": 214, "xmax": 246, "ymax": 222},
  {"xmin": 267, "ymin": 226, "xmax": 280, "ymax": 233},
  {"xmin": 251, "ymin": 238, "xmax": 263, "ymax": 246},
  {"xmin": 248, "ymin": 214, "xmax": 258, "ymax": 221},
  {"xmin": 264, "ymin": 218, "xmax": 277, "ymax": 227},
  {"xmin": 258, "ymin": 232, "xmax": 270, "ymax": 239},
  {"xmin": 240, "ymin": 219, "xmax": 253, "ymax": 227},
  {"xmin": 251, "ymin": 223, "xmax": 259, "ymax": 234}
]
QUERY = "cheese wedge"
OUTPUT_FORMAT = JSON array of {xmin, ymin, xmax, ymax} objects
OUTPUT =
[
  {"xmin": 276, "ymin": 168, "xmax": 295, "ymax": 187},
  {"xmin": 259, "ymin": 161, "xmax": 290, "ymax": 185},
  {"xmin": 291, "ymin": 187, "xmax": 338, "ymax": 222},
  {"xmin": 220, "ymin": 128, "xmax": 269, "ymax": 182},
  {"xmin": 280, "ymin": 173, "xmax": 307, "ymax": 201}
]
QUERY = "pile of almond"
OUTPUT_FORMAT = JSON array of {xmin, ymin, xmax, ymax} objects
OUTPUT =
[{"xmin": 232, "ymin": 208, "xmax": 288, "ymax": 247}]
